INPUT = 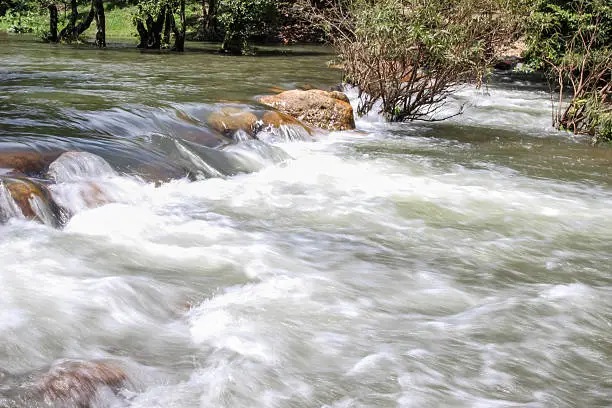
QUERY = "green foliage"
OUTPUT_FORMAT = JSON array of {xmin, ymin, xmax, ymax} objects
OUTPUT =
[
  {"xmin": 525, "ymin": 0, "xmax": 612, "ymax": 69},
  {"xmin": 316, "ymin": 0, "xmax": 526, "ymax": 121},
  {"xmin": 524, "ymin": 0, "xmax": 611, "ymax": 142},
  {"xmin": 0, "ymin": 9, "xmax": 48, "ymax": 35},
  {"xmin": 217, "ymin": 0, "xmax": 278, "ymax": 54}
]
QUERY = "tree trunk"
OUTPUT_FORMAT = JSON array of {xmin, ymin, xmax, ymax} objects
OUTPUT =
[
  {"xmin": 205, "ymin": 0, "xmax": 216, "ymax": 37},
  {"xmin": 48, "ymin": 3, "xmax": 58, "ymax": 42},
  {"xmin": 58, "ymin": 0, "xmax": 78, "ymax": 40},
  {"xmin": 73, "ymin": 4, "xmax": 95, "ymax": 36},
  {"xmin": 163, "ymin": 8, "xmax": 172, "ymax": 46},
  {"xmin": 93, "ymin": 0, "xmax": 105, "ymax": 47},
  {"xmin": 137, "ymin": 7, "xmax": 167, "ymax": 50},
  {"xmin": 58, "ymin": 0, "xmax": 95, "ymax": 42},
  {"xmin": 172, "ymin": 0, "xmax": 186, "ymax": 52},
  {"xmin": 136, "ymin": 19, "xmax": 148, "ymax": 48}
]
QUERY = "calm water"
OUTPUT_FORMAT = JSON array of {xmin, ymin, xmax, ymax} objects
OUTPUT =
[{"xmin": 1, "ymin": 35, "xmax": 611, "ymax": 407}]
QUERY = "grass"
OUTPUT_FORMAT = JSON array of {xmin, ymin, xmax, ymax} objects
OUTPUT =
[{"xmin": 0, "ymin": 4, "xmax": 138, "ymax": 42}]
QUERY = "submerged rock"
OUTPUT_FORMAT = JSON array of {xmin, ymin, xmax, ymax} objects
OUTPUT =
[
  {"xmin": 48, "ymin": 151, "xmax": 116, "ymax": 182},
  {"xmin": 38, "ymin": 360, "xmax": 129, "ymax": 407},
  {"xmin": 0, "ymin": 150, "xmax": 63, "ymax": 177},
  {"xmin": 261, "ymin": 111, "xmax": 312, "ymax": 134},
  {"xmin": 258, "ymin": 89, "xmax": 355, "ymax": 131},
  {"xmin": 208, "ymin": 107, "xmax": 259, "ymax": 138},
  {"xmin": 0, "ymin": 177, "xmax": 62, "ymax": 225}
]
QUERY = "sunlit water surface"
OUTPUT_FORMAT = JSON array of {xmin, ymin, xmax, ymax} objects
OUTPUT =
[{"xmin": 1, "ymin": 35, "xmax": 611, "ymax": 407}]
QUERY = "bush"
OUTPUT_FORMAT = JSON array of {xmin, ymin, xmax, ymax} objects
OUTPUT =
[
  {"xmin": 217, "ymin": 0, "xmax": 278, "ymax": 54},
  {"xmin": 0, "ymin": 9, "xmax": 47, "ymax": 35},
  {"xmin": 525, "ymin": 0, "xmax": 611, "ymax": 142},
  {"xmin": 304, "ymin": 0, "xmax": 526, "ymax": 121}
]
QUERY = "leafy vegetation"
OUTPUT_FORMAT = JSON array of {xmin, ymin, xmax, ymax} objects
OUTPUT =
[
  {"xmin": 302, "ymin": 0, "xmax": 526, "ymax": 121},
  {"xmin": 524, "ymin": 0, "xmax": 611, "ymax": 143},
  {"xmin": 217, "ymin": 0, "xmax": 277, "ymax": 54}
]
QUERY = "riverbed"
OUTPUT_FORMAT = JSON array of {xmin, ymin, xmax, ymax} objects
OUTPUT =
[{"xmin": 1, "ymin": 36, "xmax": 611, "ymax": 407}]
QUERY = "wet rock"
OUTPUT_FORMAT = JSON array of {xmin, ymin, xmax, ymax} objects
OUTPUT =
[
  {"xmin": 207, "ymin": 107, "xmax": 259, "ymax": 138},
  {"xmin": 48, "ymin": 151, "xmax": 116, "ymax": 182},
  {"xmin": 495, "ymin": 55, "xmax": 523, "ymax": 71},
  {"xmin": 267, "ymin": 86, "xmax": 287, "ymax": 94},
  {"xmin": 0, "ymin": 150, "xmax": 62, "ymax": 176},
  {"xmin": 329, "ymin": 91, "xmax": 350, "ymax": 104},
  {"xmin": 173, "ymin": 113, "xmax": 232, "ymax": 148},
  {"xmin": 0, "ymin": 177, "xmax": 62, "ymax": 225},
  {"xmin": 258, "ymin": 89, "xmax": 355, "ymax": 131},
  {"xmin": 298, "ymin": 83, "xmax": 315, "ymax": 91},
  {"xmin": 38, "ymin": 360, "xmax": 129, "ymax": 407},
  {"xmin": 261, "ymin": 111, "xmax": 312, "ymax": 134},
  {"xmin": 135, "ymin": 162, "xmax": 190, "ymax": 183},
  {"xmin": 327, "ymin": 63, "xmax": 345, "ymax": 70}
]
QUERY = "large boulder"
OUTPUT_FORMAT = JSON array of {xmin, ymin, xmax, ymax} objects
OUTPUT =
[
  {"xmin": 258, "ymin": 89, "xmax": 355, "ymax": 131},
  {"xmin": 208, "ymin": 107, "xmax": 259, "ymax": 138}
]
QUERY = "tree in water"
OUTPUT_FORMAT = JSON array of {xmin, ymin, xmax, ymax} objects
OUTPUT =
[
  {"xmin": 47, "ymin": 1, "xmax": 58, "ymax": 42},
  {"xmin": 134, "ymin": 0, "xmax": 186, "ymax": 51},
  {"xmin": 301, "ymin": 0, "xmax": 526, "ymax": 121},
  {"xmin": 46, "ymin": 0, "xmax": 105, "ymax": 47}
]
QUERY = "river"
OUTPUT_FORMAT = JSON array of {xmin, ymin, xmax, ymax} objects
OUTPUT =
[{"xmin": 1, "ymin": 35, "xmax": 611, "ymax": 407}]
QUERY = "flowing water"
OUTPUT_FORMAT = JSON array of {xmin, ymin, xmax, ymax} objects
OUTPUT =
[{"xmin": 1, "ymin": 35, "xmax": 611, "ymax": 407}]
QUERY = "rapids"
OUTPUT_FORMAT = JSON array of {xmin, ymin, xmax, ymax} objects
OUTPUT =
[{"xmin": 1, "ymin": 36, "xmax": 611, "ymax": 407}]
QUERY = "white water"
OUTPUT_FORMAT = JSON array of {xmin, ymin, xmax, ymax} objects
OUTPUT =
[{"xmin": 1, "ymin": 80, "xmax": 611, "ymax": 408}]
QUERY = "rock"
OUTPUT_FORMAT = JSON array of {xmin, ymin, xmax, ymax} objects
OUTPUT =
[
  {"xmin": 0, "ymin": 177, "xmax": 61, "ymax": 225},
  {"xmin": 258, "ymin": 89, "xmax": 355, "ymax": 131},
  {"xmin": 329, "ymin": 91, "xmax": 350, "ymax": 104},
  {"xmin": 208, "ymin": 107, "xmax": 259, "ymax": 138},
  {"xmin": 47, "ymin": 151, "xmax": 116, "ymax": 182},
  {"xmin": 327, "ymin": 63, "xmax": 345, "ymax": 70},
  {"xmin": 298, "ymin": 83, "xmax": 315, "ymax": 91},
  {"xmin": 261, "ymin": 111, "xmax": 312, "ymax": 134},
  {"xmin": 0, "ymin": 150, "xmax": 62, "ymax": 176},
  {"xmin": 38, "ymin": 360, "xmax": 129, "ymax": 407},
  {"xmin": 267, "ymin": 86, "xmax": 287, "ymax": 94},
  {"xmin": 494, "ymin": 55, "xmax": 523, "ymax": 70}
]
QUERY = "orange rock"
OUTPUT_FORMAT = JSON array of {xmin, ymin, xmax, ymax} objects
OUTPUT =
[
  {"xmin": 208, "ymin": 107, "xmax": 258, "ymax": 137},
  {"xmin": 1, "ymin": 177, "xmax": 60, "ymax": 223},
  {"xmin": 261, "ymin": 111, "xmax": 312, "ymax": 134},
  {"xmin": 267, "ymin": 86, "xmax": 287, "ymax": 94},
  {"xmin": 39, "ymin": 360, "xmax": 129, "ymax": 407},
  {"xmin": 0, "ymin": 151, "xmax": 46, "ymax": 175},
  {"xmin": 258, "ymin": 89, "xmax": 355, "ymax": 131}
]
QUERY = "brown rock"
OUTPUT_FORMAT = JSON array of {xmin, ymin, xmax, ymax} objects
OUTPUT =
[
  {"xmin": 0, "ymin": 150, "xmax": 64, "ymax": 176},
  {"xmin": 267, "ymin": 86, "xmax": 287, "ymax": 94},
  {"xmin": 298, "ymin": 83, "xmax": 315, "ymax": 91},
  {"xmin": 208, "ymin": 107, "xmax": 258, "ymax": 137},
  {"xmin": 1, "ymin": 177, "xmax": 60, "ymax": 224},
  {"xmin": 0, "ymin": 151, "xmax": 45, "ymax": 175},
  {"xmin": 327, "ymin": 63, "xmax": 345, "ymax": 70},
  {"xmin": 261, "ymin": 111, "xmax": 312, "ymax": 134},
  {"xmin": 258, "ymin": 89, "xmax": 355, "ymax": 131},
  {"xmin": 38, "ymin": 360, "xmax": 128, "ymax": 407},
  {"xmin": 329, "ymin": 91, "xmax": 351, "ymax": 104}
]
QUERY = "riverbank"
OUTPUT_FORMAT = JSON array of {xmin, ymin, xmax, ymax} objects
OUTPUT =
[{"xmin": 0, "ymin": 4, "xmax": 138, "ymax": 39}]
